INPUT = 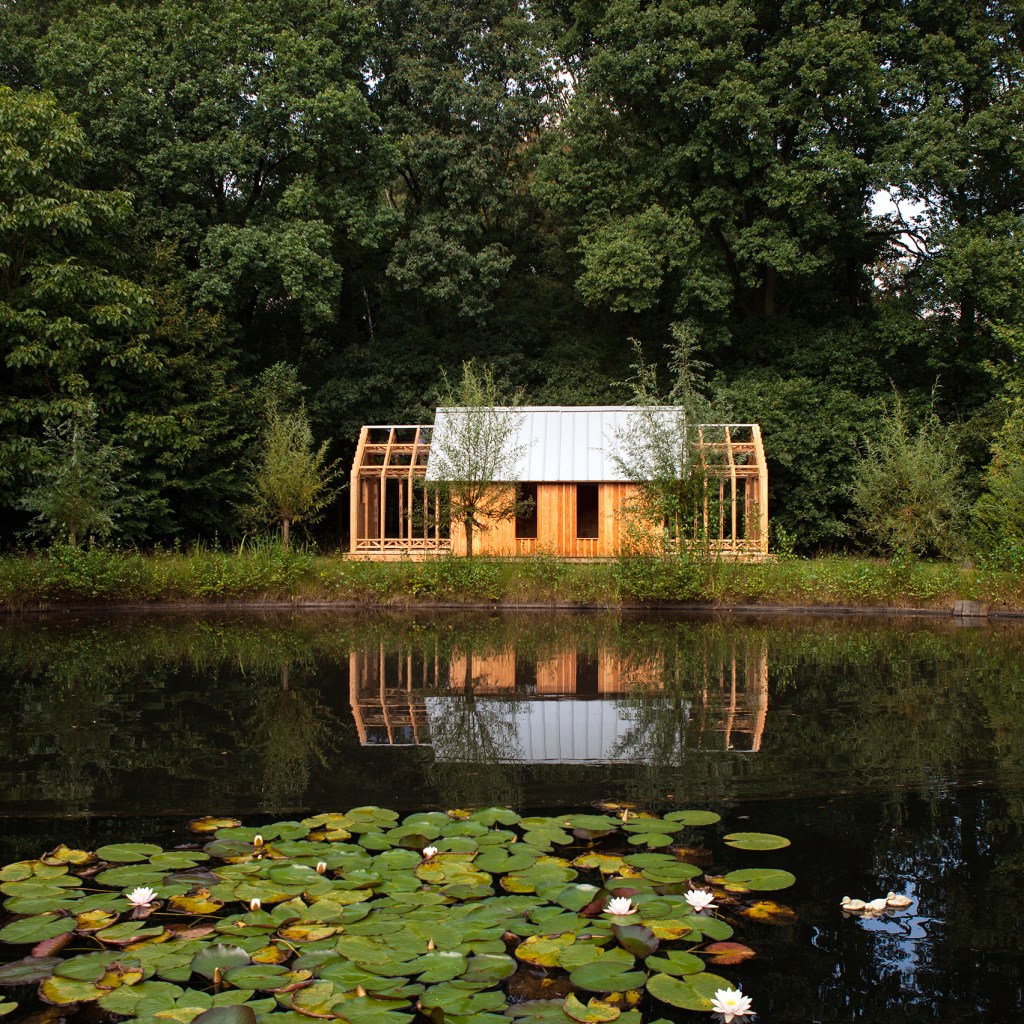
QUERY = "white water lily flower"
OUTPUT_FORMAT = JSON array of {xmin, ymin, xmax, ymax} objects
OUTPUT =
[
  {"xmin": 604, "ymin": 896, "xmax": 638, "ymax": 916},
  {"xmin": 316, "ymin": 861, "xmax": 328, "ymax": 875},
  {"xmin": 253, "ymin": 834, "xmax": 264, "ymax": 848},
  {"xmin": 711, "ymin": 987, "xmax": 754, "ymax": 1022},
  {"xmin": 685, "ymin": 889, "xmax": 717, "ymax": 913},
  {"xmin": 249, "ymin": 897, "xmax": 261, "ymax": 912},
  {"xmin": 126, "ymin": 886, "xmax": 158, "ymax": 907},
  {"xmin": 422, "ymin": 846, "xmax": 438, "ymax": 859}
]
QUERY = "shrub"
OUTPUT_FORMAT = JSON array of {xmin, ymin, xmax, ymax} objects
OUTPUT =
[{"xmin": 850, "ymin": 399, "xmax": 967, "ymax": 558}]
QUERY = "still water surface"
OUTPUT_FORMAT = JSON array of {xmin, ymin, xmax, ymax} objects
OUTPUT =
[{"xmin": 1, "ymin": 610, "xmax": 1022, "ymax": 1022}]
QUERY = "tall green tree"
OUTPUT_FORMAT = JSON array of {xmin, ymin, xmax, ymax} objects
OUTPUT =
[
  {"xmin": 17, "ymin": 0, "xmax": 390, "ymax": 360},
  {"xmin": 0, "ymin": 85, "xmax": 151, "ymax": 519},
  {"xmin": 539, "ymin": 0, "xmax": 888, "ymax": 341},
  {"xmin": 875, "ymin": 0, "xmax": 1024, "ymax": 412}
]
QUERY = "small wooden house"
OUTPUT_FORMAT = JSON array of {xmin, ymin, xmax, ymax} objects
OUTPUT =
[{"xmin": 350, "ymin": 406, "xmax": 768, "ymax": 559}]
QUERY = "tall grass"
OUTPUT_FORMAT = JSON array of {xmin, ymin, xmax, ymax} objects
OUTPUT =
[{"xmin": 0, "ymin": 545, "xmax": 1021, "ymax": 611}]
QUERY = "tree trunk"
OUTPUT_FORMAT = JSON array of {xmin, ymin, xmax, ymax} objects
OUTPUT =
[
  {"xmin": 282, "ymin": 516, "xmax": 291, "ymax": 551},
  {"xmin": 465, "ymin": 520, "xmax": 474, "ymax": 558}
]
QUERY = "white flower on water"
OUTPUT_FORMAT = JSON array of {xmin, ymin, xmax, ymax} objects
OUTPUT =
[
  {"xmin": 710, "ymin": 987, "xmax": 754, "ymax": 1022},
  {"xmin": 422, "ymin": 846, "xmax": 438, "ymax": 859},
  {"xmin": 604, "ymin": 896, "xmax": 638, "ymax": 917},
  {"xmin": 316, "ymin": 861, "xmax": 328, "ymax": 875},
  {"xmin": 253, "ymin": 834, "xmax": 264, "ymax": 848},
  {"xmin": 126, "ymin": 886, "xmax": 158, "ymax": 907},
  {"xmin": 249, "ymin": 897, "xmax": 261, "ymax": 912},
  {"xmin": 685, "ymin": 889, "xmax": 717, "ymax": 913}
]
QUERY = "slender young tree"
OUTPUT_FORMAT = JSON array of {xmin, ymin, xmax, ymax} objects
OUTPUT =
[
  {"xmin": 611, "ymin": 327, "xmax": 721, "ymax": 553},
  {"xmin": 248, "ymin": 401, "xmax": 341, "ymax": 551},
  {"xmin": 17, "ymin": 405, "xmax": 133, "ymax": 547},
  {"xmin": 427, "ymin": 361, "xmax": 530, "ymax": 557}
]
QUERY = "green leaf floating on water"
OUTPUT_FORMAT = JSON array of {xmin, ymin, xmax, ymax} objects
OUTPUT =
[
  {"xmin": 722, "ymin": 832, "xmax": 791, "ymax": 851},
  {"xmin": 0, "ymin": 806, "xmax": 791, "ymax": 1024},
  {"xmin": 662, "ymin": 810, "xmax": 721, "ymax": 826},
  {"xmin": 191, "ymin": 944, "xmax": 252, "ymax": 981},
  {"xmin": 96, "ymin": 843, "xmax": 165, "ymax": 864},
  {"xmin": 723, "ymin": 868, "xmax": 797, "ymax": 891},
  {"xmin": 646, "ymin": 970, "xmax": 734, "ymax": 1010},
  {"xmin": 0, "ymin": 913, "xmax": 76, "ymax": 945},
  {"xmin": 0, "ymin": 955, "xmax": 62, "ymax": 985},
  {"xmin": 191, "ymin": 1006, "xmax": 257, "ymax": 1024}
]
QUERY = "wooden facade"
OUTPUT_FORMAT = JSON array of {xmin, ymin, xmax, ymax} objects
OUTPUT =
[{"xmin": 350, "ymin": 412, "xmax": 769, "ymax": 560}]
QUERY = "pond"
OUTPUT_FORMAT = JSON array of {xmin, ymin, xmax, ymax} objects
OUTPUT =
[{"xmin": 0, "ymin": 610, "xmax": 1022, "ymax": 1023}]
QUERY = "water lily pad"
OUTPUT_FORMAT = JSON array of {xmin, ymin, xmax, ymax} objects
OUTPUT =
[
  {"xmin": 0, "ymin": 913, "xmax": 76, "ymax": 945},
  {"xmin": 645, "ymin": 919, "xmax": 694, "ymax": 941},
  {"xmin": 76, "ymin": 909, "xmax": 119, "ymax": 931},
  {"xmin": 722, "ymin": 832, "xmax": 791, "ymax": 851},
  {"xmin": 407, "ymin": 950, "xmax": 467, "ymax": 983},
  {"xmin": 42, "ymin": 845, "xmax": 95, "ymax": 867},
  {"xmin": 95, "ymin": 865, "xmax": 167, "ymax": 887},
  {"xmin": 460, "ymin": 954, "xmax": 517, "ymax": 987},
  {"xmin": 168, "ymin": 892, "xmax": 224, "ymax": 915},
  {"xmin": 0, "ymin": 999, "xmax": 16, "ymax": 1016},
  {"xmin": 644, "ymin": 950, "xmax": 705, "ymax": 977},
  {"xmin": 151, "ymin": 852, "xmax": 211, "ymax": 870},
  {"xmin": 662, "ymin": 811, "xmax": 721, "ymax": 826},
  {"xmin": 722, "ymin": 868, "xmax": 796, "ymax": 892},
  {"xmin": 419, "ymin": 982, "xmax": 506, "ymax": 1016},
  {"xmin": 191, "ymin": 943, "xmax": 252, "ymax": 981},
  {"xmin": 96, "ymin": 921, "xmax": 166, "ymax": 945},
  {"xmin": 277, "ymin": 922, "xmax": 341, "ymax": 943},
  {"xmin": 189, "ymin": 818, "xmax": 243, "ymax": 833},
  {"xmin": 515, "ymin": 933, "xmax": 576, "ymax": 968},
  {"xmin": 645, "ymin": 973, "xmax": 711, "ymax": 1011},
  {"xmin": 39, "ymin": 974, "xmax": 105, "ymax": 1004},
  {"xmin": 738, "ymin": 899, "xmax": 797, "ymax": 924},
  {"xmin": 685, "ymin": 915, "xmax": 733, "ymax": 941},
  {"xmin": 0, "ymin": 955, "xmax": 62, "ymax": 985},
  {"xmin": 333, "ymin": 994, "xmax": 415, "ymax": 1024},
  {"xmin": 563, "ymin": 993, "xmax": 620, "ymax": 1023},
  {"xmin": 568, "ymin": 950, "xmax": 645, "ymax": 994},
  {"xmin": 192, "ymin": 1006, "xmax": 257, "ymax": 1024},
  {"xmin": 98, "ymin": 979, "xmax": 184, "ymax": 1015},
  {"xmin": 97, "ymin": 843, "xmax": 165, "ymax": 864},
  {"xmin": 224, "ymin": 964, "xmax": 308, "ymax": 991},
  {"xmin": 704, "ymin": 941, "xmax": 756, "ymax": 965},
  {"xmin": 610, "ymin": 924, "xmax": 658, "ymax": 959},
  {"xmin": 469, "ymin": 808, "xmax": 521, "ymax": 827}
]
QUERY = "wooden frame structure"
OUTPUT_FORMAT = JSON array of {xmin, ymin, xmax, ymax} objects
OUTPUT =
[
  {"xmin": 350, "ymin": 425, "xmax": 450, "ymax": 558},
  {"xmin": 350, "ymin": 413, "xmax": 769, "ymax": 560}
]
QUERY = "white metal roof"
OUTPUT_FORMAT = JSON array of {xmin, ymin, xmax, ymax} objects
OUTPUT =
[{"xmin": 424, "ymin": 405, "xmax": 686, "ymax": 483}]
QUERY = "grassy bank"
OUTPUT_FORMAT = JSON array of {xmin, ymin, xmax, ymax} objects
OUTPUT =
[{"xmin": 0, "ymin": 544, "xmax": 1021, "ymax": 612}]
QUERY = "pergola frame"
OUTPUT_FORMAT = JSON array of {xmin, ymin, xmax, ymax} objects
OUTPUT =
[{"xmin": 350, "ymin": 425, "xmax": 450, "ymax": 558}]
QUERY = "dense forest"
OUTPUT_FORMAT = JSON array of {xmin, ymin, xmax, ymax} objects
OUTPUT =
[{"xmin": 2, "ymin": 0, "xmax": 1023, "ymax": 553}]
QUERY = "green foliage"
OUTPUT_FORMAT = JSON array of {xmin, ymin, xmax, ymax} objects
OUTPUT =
[
  {"xmin": 17, "ymin": 406, "xmax": 133, "ymax": 546},
  {"xmin": 247, "ymin": 404, "xmax": 342, "ymax": 550},
  {"xmin": 429, "ymin": 361, "xmax": 530, "ymax": 557},
  {"xmin": 850, "ymin": 399, "xmax": 967, "ymax": 558},
  {"xmin": 611, "ymin": 330, "xmax": 721, "ymax": 553},
  {"xmin": 715, "ymin": 371, "xmax": 880, "ymax": 552},
  {"xmin": 611, "ymin": 556, "xmax": 710, "ymax": 603},
  {"xmin": 0, "ymin": 85, "xmax": 151, "ymax": 510}
]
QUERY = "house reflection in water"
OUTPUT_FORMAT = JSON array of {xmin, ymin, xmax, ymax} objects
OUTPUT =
[{"xmin": 348, "ymin": 640, "xmax": 768, "ymax": 761}]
